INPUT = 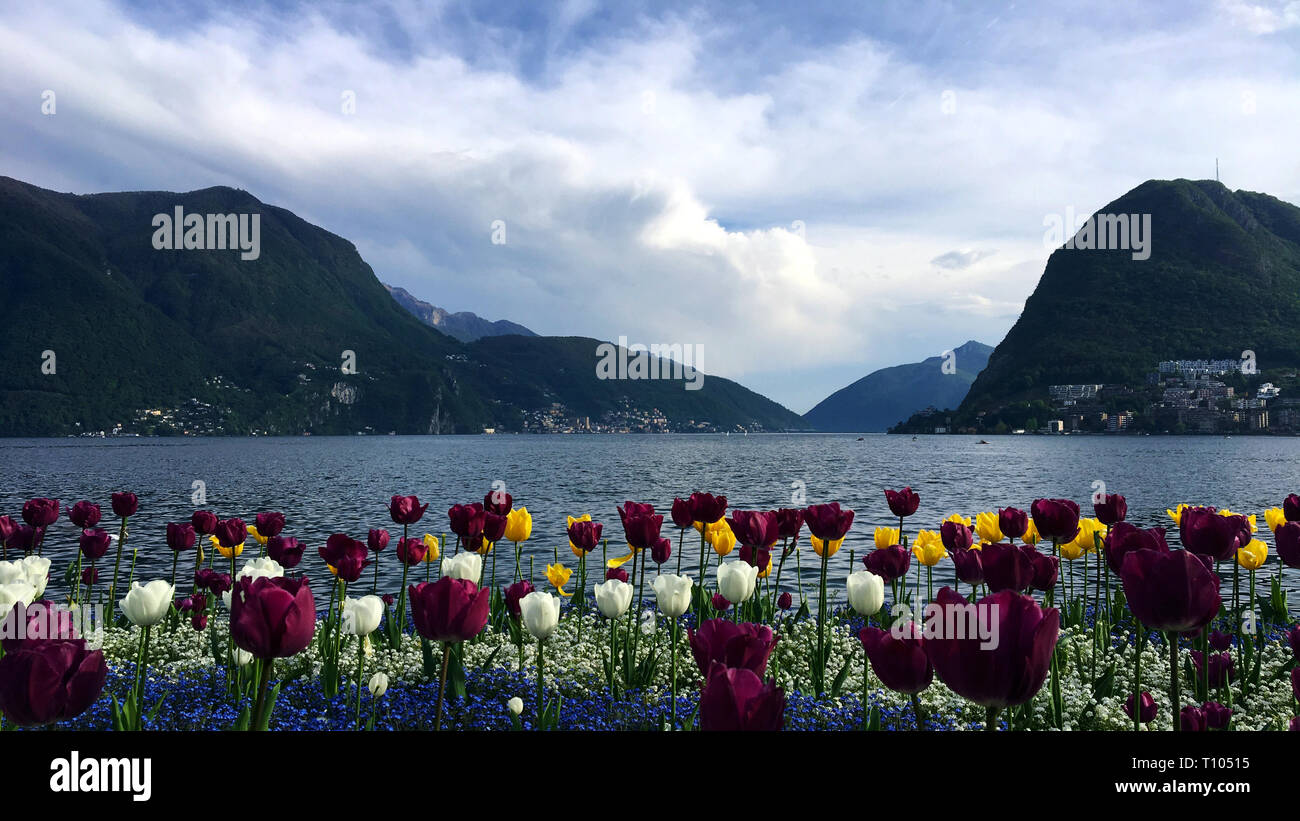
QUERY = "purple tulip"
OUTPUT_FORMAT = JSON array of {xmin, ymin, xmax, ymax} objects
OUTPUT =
[
  {"xmin": 1030, "ymin": 553, "xmax": 1059, "ymax": 592},
  {"xmin": 165, "ymin": 522, "xmax": 196, "ymax": 553},
  {"xmin": 940, "ymin": 520, "xmax": 975, "ymax": 551},
  {"xmin": 1203, "ymin": 701, "xmax": 1232, "ymax": 730},
  {"xmin": 924, "ymin": 587, "xmax": 1059, "ymax": 709},
  {"xmin": 1120, "ymin": 549, "xmax": 1221, "ymax": 633},
  {"xmin": 1180, "ymin": 507, "xmax": 1248, "ymax": 561},
  {"xmin": 1124, "ymin": 691, "xmax": 1157, "ymax": 724},
  {"xmin": 618, "ymin": 502, "xmax": 663, "ymax": 550},
  {"xmin": 191, "ymin": 613, "xmax": 208, "ymax": 632},
  {"xmin": 396, "ymin": 536, "xmax": 427, "ymax": 566},
  {"xmin": 191, "ymin": 510, "xmax": 218, "ymax": 535},
  {"xmin": 711, "ymin": 592, "xmax": 730, "ymax": 612},
  {"xmin": 228, "ymin": 576, "xmax": 316, "ymax": 659},
  {"xmin": 481, "ymin": 511, "xmax": 508, "ymax": 544},
  {"xmin": 79, "ymin": 528, "xmax": 111, "ymax": 561},
  {"xmin": 22, "ymin": 498, "xmax": 60, "ymax": 528},
  {"xmin": 727, "ymin": 510, "xmax": 780, "ymax": 549},
  {"xmin": 267, "ymin": 536, "xmax": 304, "ymax": 569},
  {"xmin": 68, "ymin": 501, "xmax": 101, "ymax": 529},
  {"xmin": 568, "ymin": 520, "xmax": 603, "ymax": 555},
  {"xmin": 864, "ymin": 545, "xmax": 911, "ymax": 583},
  {"xmin": 0, "ymin": 636, "xmax": 107, "ymax": 726},
  {"xmin": 859, "ymin": 621, "xmax": 932, "ymax": 695},
  {"xmin": 1190, "ymin": 650, "xmax": 1235, "ymax": 689},
  {"xmin": 1285, "ymin": 494, "xmax": 1300, "ymax": 522},
  {"xmin": 0, "ymin": 516, "xmax": 16, "ymax": 544},
  {"xmin": 1208, "ymin": 630, "xmax": 1233, "ymax": 652},
  {"xmin": 605, "ymin": 567, "xmax": 629, "ymax": 583},
  {"xmin": 1286, "ymin": 624, "xmax": 1300, "ymax": 660},
  {"xmin": 1276, "ymin": 521, "xmax": 1300, "ymax": 569},
  {"xmin": 1180, "ymin": 705, "xmax": 1207, "ymax": 732},
  {"xmin": 884, "ymin": 487, "xmax": 920, "ymax": 518},
  {"xmin": 80, "ymin": 567, "xmax": 98, "ymax": 586},
  {"xmin": 194, "ymin": 568, "xmax": 232, "ymax": 596},
  {"xmin": 670, "ymin": 498, "xmax": 693, "ymax": 529},
  {"xmin": 997, "ymin": 507, "xmax": 1028, "ymax": 540},
  {"xmin": 448, "ymin": 503, "xmax": 486, "ymax": 544},
  {"xmin": 804, "ymin": 502, "xmax": 855, "ymax": 541},
  {"xmin": 254, "ymin": 512, "xmax": 285, "ymax": 539},
  {"xmin": 775, "ymin": 508, "xmax": 803, "ymax": 540},
  {"xmin": 1030, "ymin": 498, "xmax": 1080, "ymax": 543},
  {"xmin": 777, "ymin": 591, "xmax": 792, "ymax": 610},
  {"xmin": 981, "ymin": 543, "xmax": 1036, "ymax": 593},
  {"xmin": 688, "ymin": 619, "xmax": 778, "ymax": 677},
  {"xmin": 1104, "ymin": 523, "xmax": 1170, "ymax": 575},
  {"xmin": 484, "ymin": 489, "xmax": 513, "ymax": 516},
  {"xmin": 651, "ymin": 537, "xmax": 672, "ymax": 567},
  {"xmin": 390, "ymin": 495, "xmax": 428, "ymax": 525},
  {"xmin": 409, "ymin": 577, "xmax": 490, "ymax": 643},
  {"xmin": 951, "ymin": 546, "xmax": 984, "ymax": 586},
  {"xmin": 1092, "ymin": 493, "xmax": 1127, "ymax": 526},
  {"xmin": 698, "ymin": 661, "xmax": 784, "ymax": 731},
  {"xmin": 320, "ymin": 534, "xmax": 369, "ymax": 583},
  {"xmin": 504, "ymin": 580, "xmax": 534, "ymax": 618},
  {"xmin": 367, "ymin": 529, "xmax": 390, "ymax": 553},
  {"xmin": 110, "ymin": 492, "xmax": 138, "ymax": 518},
  {"xmin": 214, "ymin": 518, "xmax": 247, "ymax": 548},
  {"xmin": 6, "ymin": 525, "xmax": 38, "ymax": 554},
  {"xmin": 688, "ymin": 492, "xmax": 728, "ymax": 525}
]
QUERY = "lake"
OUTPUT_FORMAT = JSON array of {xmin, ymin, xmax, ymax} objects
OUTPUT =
[{"xmin": 4, "ymin": 433, "xmax": 1298, "ymax": 599}]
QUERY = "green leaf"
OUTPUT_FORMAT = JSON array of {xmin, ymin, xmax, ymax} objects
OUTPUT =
[{"xmin": 830, "ymin": 655, "xmax": 852, "ymax": 697}]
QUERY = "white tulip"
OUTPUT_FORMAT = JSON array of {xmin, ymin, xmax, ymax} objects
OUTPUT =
[
  {"xmin": 717, "ymin": 561, "xmax": 759, "ymax": 605},
  {"xmin": 0, "ymin": 580, "xmax": 37, "ymax": 620},
  {"xmin": 0, "ymin": 556, "xmax": 51, "ymax": 598},
  {"xmin": 846, "ymin": 570, "xmax": 885, "ymax": 616},
  {"xmin": 234, "ymin": 648, "xmax": 254, "ymax": 667},
  {"xmin": 342, "ymin": 595, "xmax": 384, "ymax": 636},
  {"xmin": 222, "ymin": 556, "xmax": 285, "ymax": 608},
  {"xmin": 441, "ymin": 552, "xmax": 482, "ymax": 581},
  {"xmin": 593, "ymin": 578, "xmax": 633, "ymax": 619},
  {"xmin": 653, "ymin": 574, "xmax": 693, "ymax": 618},
  {"xmin": 507, "ymin": 696, "xmax": 524, "ymax": 715},
  {"xmin": 368, "ymin": 672, "xmax": 389, "ymax": 698},
  {"xmin": 120, "ymin": 580, "xmax": 175, "ymax": 627},
  {"xmin": 519, "ymin": 591, "xmax": 561, "ymax": 640}
]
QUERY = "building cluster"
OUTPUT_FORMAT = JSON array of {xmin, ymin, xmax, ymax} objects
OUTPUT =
[{"xmin": 513, "ymin": 398, "xmax": 759, "ymax": 434}]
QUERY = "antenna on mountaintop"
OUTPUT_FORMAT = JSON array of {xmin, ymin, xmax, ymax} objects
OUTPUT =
[{"xmin": 1216, "ymin": 158, "xmax": 1220, "ymax": 183}]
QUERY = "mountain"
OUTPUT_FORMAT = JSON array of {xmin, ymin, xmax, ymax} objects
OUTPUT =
[
  {"xmin": 958, "ymin": 179, "xmax": 1300, "ymax": 424},
  {"xmin": 803, "ymin": 341, "xmax": 992, "ymax": 432},
  {"xmin": 384, "ymin": 284, "xmax": 536, "ymax": 342},
  {"xmin": 0, "ymin": 176, "xmax": 802, "ymax": 435}
]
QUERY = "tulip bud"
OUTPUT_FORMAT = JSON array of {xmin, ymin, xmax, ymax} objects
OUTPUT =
[
  {"xmin": 368, "ymin": 672, "xmax": 389, "ymax": 698},
  {"xmin": 1123, "ymin": 691, "xmax": 1157, "ymax": 724},
  {"xmin": 711, "ymin": 592, "xmax": 730, "ymax": 612},
  {"xmin": 507, "ymin": 696, "xmax": 524, "ymax": 716},
  {"xmin": 778, "ymin": 591, "xmax": 792, "ymax": 610}
]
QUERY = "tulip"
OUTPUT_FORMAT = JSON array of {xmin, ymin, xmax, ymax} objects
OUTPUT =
[
  {"xmin": 221, "ymin": 557, "xmax": 286, "ymax": 608},
  {"xmin": 1066, "ymin": 518, "xmax": 1106, "ymax": 559},
  {"xmin": 1021, "ymin": 520, "xmax": 1040, "ymax": 546},
  {"xmin": 1203, "ymin": 701, "xmax": 1232, "ymax": 730},
  {"xmin": 0, "ymin": 636, "xmax": 107, "ymax": 726},
  {"xmin": 653, "ymin": 573, "xmax": 693, "ymax": 618},
  {"xmin": 1209, "ymin": 629, "xmax": 1233, "ymax": 652},
  {"xmin": 1180, "ymin": 507, "xmax": 1246, "ymax": 561},
  {"xmin": 481, "ymin": 512, "xmax": 508, "ymax": 545},
  {"xmin": 267, "ymin": 536, "xmax": 304, "ymax": 569},
  {"xmin": 688, "ymin": 492, "xmax": 728, "ymax": 525},
  {"xmin": 1093, "ymin": 493, "xmax": 1127, "ymax": 526},
  {"xmin": 1276, "ymin": 521, "xmax": 1300, "ymax": 568},
  {"xmin": 1124, "ymin": 691, "xmax": 1157, "ymax": 724},
  {"xmin": 111, "ymin": 492, "xmax": 138, "ymax": 518},
  {"xmin": 1189, "ymin": 651, "xmax": 1235, "ymax": 689},
  {"xmin": 484, "ymin": 488, "xmax": 513, "ymax": 516},
  {"xmin": 775, "ymin": 508, "xmax": 803, "ymax": 539},
  {"xmin": 1030, "ymin": 499, "xmax": 1080, "ymax": 543},
  {"xmin": 845, "ymin": 570, "xmax": 884, "ymax": 616},
  {"xmin": 0, "ymin": 516, "xmax": 16, "ymax": 556},
  {"xmin": 809, "ymin": 534, "xmax": 842, "ymax": 558},
  {"xmin": 727, "ymin": 510, "xmax": 780, "ymax": 550},
  {"xmin": 342, "ymin": 595, "xmax": 384, "ymax": 636},
  {"xmin": 254, "ymin": 512, "xmax": 285, "ymax": 540},
  {"xmin": 667, "ymin": 497, "xmax": 693, "ymax": 530},
  {"xmin": 397, "ymin": 536, "xmax": 427, "ymax": 566},
  {"xmin": 521, "ymin": 591, "xmax": 560, "ymax": 641},
  {"xmin": 804, "ymin": 501, "xmax": 855, "ymax": 695},
  {"xmin": 605, "ymin": 567, "xmax": 629, "ymax": 583},
  {"xmin": 998, "ymin": 508, "xmax": 1028, "ymax": 540},
  {"xmin": 441, "ymin": 552, "xmax": 482, "ymax": 581},
  {"xmin": 81, "ymin": 567, "xmax": 99, "ymax": 586},
  {"xmin": 711, "ymin": 592, "xmax": 730, "ymax": 611},
  {"xmin": 74, "ymin": 528, "xmax": 107, "ymax": 563},
  {"xmin": 120, "ymin": 580, "xmax": 174, "ymax": 627},
  {"xmin": 594, "ymin": 578, "xmax": 632, "ymax": 619},
  {"xmin": 230, "ymin": 575, "xmax": 317, "ymax": 728},
  {"xmin": 911, "ymin": 529, "xmax": 946, "ymax": 566},
  {"xmin": 717, "ymin": 561, "xmax": 759, "ymax": 606},
  {"xmin": 194, "ymin": 568, "xmax": 232, "ymax": 596},
  {"xmin": 860, "ymin": 621, "xmax": 932, "ymax": 695},
  {"xmin": 981, "ymin": 543, "xmax": 1035, "ymax": 593},
  {"xmin": 447, "ymin": 503, "xmax": 486, "ymax": 547},
  {"xmin": 951, "ymin": 546, "xmax": 984, "ymax": 587},
  {"xmin": 390, "ymin": 495, "xmax": 428, "ymax": 525},
  {"xmin": 1180, "ymin": 705, "xmax": 1207, "ymax": 731},
  {"xmin": 215, "ymin": 518, "xmax": 248, "ymax": 549},
  {"xmin": 939, "ymin": 520, "xmax": 973, "ymax": 551},
  {"xmin": 651, "ymin": 537, "xmax": 672, "ymax": 567},
  {"xmin": 504, "ymin": 579, "xmax": 535, "ymax": 618},
  {"xmin": 974, "ymin": 512, "xmax": 1003, "ymax": 544},
  {"xmin": 504, "ymin": 507, "xmax": 532, "ymax": 544},
  {"xmin": 369, "ymin": 672, "xmax": 389, "ymax": 698},
  {"xmin": 1104, "ymin": 523, "xmax": 1169, "ymax": 575},
  {"xmin": 698, "ymin": 661, "xmax": 784, "ymax": 731},
  {"xmin": 321, "ymin": 534, "xmax": 370, "ymax": 583},
  {"xmin": 804, "ymin": 502, "xmax": 855, "ymax": 541},
  {"xmin": 191, "ymin": 510, "xmax": 218, "ymax": 535},
  {"xmin": 1237, "ymin": 538, "xmax": 1267, "ymax": 570},
  {"xmin": 1265, "ymin": 507, "xmax": 1287, "ymax": 533},
  {"xmin": 507, "ymin": 696, "xmax": 524, "ymax": 716},
  {"xmin": 706, "ymin": 522, "xmax": 738, "ymax": 557},
  {"xmin": 688, "ymin": 619, "xmax": 778, "ymax": 677},
  {"xmin": 1030, "ymin": 553, "xmax": 1059, "ymax": 593},
  {"xmin": 0, "ymin": 580, "xmax": 37, "ymax": 621},
  {"xmin": 884, "ymin": 487, "xmax": 920, "ymax": 519},
  {"xmin": 864, "ymin": 544, "xmax": 911, "ymax": 582},
  {"xmin": 1285, "ymin": 493, "xmax": 1300, "ymax": 521},
  {"xmin": 22, "ymin": 497, "xmax": 60, "ymax": 529},
  {"xmin": 618, "ymin": 502, "xmax": 663, "ymax": 551},
  {"xmin": 925, "ymin": 587, "xmax": 1059, "ymax": 723},
  {"xmin": 545, "ymin": 562, "xmax": 573, "ymax": 597},
  {"xmin": 367, "ymin": 529, "xmax": 390, "ymax": 553},
  {"xmin": 778, "ymin": 591, "xmax": 792, "ymax": 610},
  {"xmin": 166, "ymin": 522, "xmax": 196, "ymax": 553},
  {"xmin": 409, "ymin": 577, "xmax": 489, "ymax": 644},
  {"xmin": 1121, "ymin": 549, "xmax": 1221, "ymax": 634},
  {"xmin": 875, "ymin": 526, "xmax": 901, "ymax": 550},
  {"xmin": 568, "ymin": 519, "xmax": 603, "ymax": 557},
  {"xmin": 69, "ymin": 501, "xmax": 101, "ymax": 529}
]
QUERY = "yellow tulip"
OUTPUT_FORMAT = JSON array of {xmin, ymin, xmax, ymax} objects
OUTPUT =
[
  {"xmin": 546, "ymin": 562, "xmax": 574, "ymax": 597},
  {"xmin": 757, "ymin": 555, "xmax": 774, "ymax": 578},
  {"xmin": 873, "ymin": 526, "xmax": 899, "ymax": 549},
  {"xmin": 810, "ymin": 534, "xmax": 843, "ymax": 558},
  {"xmin": 1068, "ymin": 518, "xmax": 1106, "ymax": 558},
  {"xmin": 504, "ymin": 507, "xmax": 533, "ymax": 543},
  {"xmin": 607, "ymin": 548, "xmax": 635, "ymax": 569},
  {"xmin": 943, "ymin": 513, "xmax": 971, "ymax": 528},
  {"xmin": 707, "ymin": 522, "xmax": 737, "ymax": 557},
  {"xmin": 1021, "ymin": 520, "xmax": 1040, "ymax": 546},
  {"xmin": 212, "ymin": 534, "xmax": 244, "ymax": 559},
  {"xmin": 1237, "ymin": 538, "xmax": 1267, "ymax": 571},
  {"xmin": 567, "ymin": 514, "xmax": 592, "ymax": 528},
  {"xmin": 974, "ymin": 512, "xmax": 1002, "ymax": 545},
  {"xmin": 476, "ymin": 536, "xmax": 494, "ymax": 555},
  {"xmin": 422, "ymin": 534, "xmax": 440, "ymax": 562},
  {"xmin": 911, "ymin": 529, "xmax": 947, "ymax": 567},
  {"xmin": 1265, "ymin": 507, "xmax": 1286, "ymax": 534},
  {"xmin": 1166, "ymin": 503, "xmax": 1189, "ymax": 526},
  {"xmin": 247, "ymin": 525, "xmax": 268, "ymax": 546}
]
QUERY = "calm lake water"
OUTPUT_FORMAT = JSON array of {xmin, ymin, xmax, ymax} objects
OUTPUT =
[{"xmin": 4, "ymin": 433, "xmax": 1298, "ymax": 600}]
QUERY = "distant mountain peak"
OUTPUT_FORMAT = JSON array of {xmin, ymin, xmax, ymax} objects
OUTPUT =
[{"xmin": 384, "ymin": 284, "xmax": 537, "ymax": 343}]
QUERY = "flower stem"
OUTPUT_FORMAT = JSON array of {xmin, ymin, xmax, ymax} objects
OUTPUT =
[{"xmin": 435, "ymin": 642, "xmax": 451, "ymax": 731}]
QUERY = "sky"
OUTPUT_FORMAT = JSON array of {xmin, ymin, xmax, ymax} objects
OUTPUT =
[{"xmin": 3, "ymin": 0, "xmax": 1300, "ymax": 412}]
